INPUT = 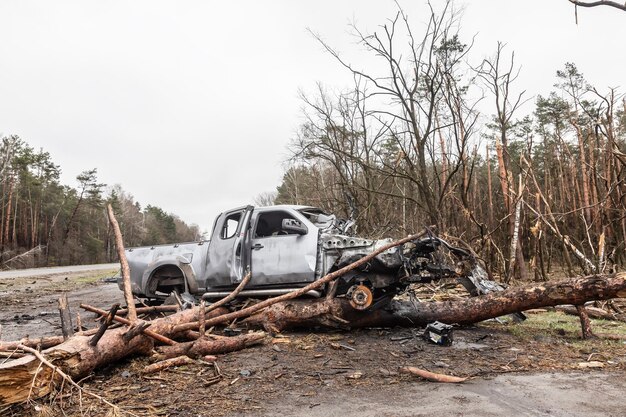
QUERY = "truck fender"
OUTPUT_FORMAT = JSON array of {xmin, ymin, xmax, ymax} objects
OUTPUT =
[{"xmin": 142, "ymin": 256, "xmax": 199, "ymax": 296}]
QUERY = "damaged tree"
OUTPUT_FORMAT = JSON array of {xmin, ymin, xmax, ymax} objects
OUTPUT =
[{"xmin": 243, "ymin": 273, "xmax": 626, "ymax": 332}]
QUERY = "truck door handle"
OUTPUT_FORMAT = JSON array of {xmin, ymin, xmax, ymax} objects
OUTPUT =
[{"xmin": 252, "ymin": 243, "xmax": 264, "ymax": 250}]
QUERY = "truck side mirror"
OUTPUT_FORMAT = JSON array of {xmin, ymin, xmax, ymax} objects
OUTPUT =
[{"xmin": 282, "ymin": 218, "xmax": 307, "ymax": 235}]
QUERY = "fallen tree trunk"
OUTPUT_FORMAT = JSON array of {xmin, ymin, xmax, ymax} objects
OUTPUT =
[
  {"xmin": 243, "ymin": 273, "xmax": 626, "ymax": 332},
  {"xmin": 0, "ymin": 306, "xmax": 228, "ymax": 405}
]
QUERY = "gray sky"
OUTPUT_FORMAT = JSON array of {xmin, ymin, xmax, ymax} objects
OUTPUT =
[{"xmin": 1, "ymin": 1, "xmax": 624, "ymax": 233}]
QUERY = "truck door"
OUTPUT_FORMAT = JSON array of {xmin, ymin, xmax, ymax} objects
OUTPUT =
[
  {"xmin": 250, "ymin": 209, "xmax": 318, "ymax": 285},
  {"xmin": 229, "ymin": 206, "xmax": 253, "ymax": 283},
  {"xmin": 205, "ymin": 205, "xmax": 254, "ymax": 287}
]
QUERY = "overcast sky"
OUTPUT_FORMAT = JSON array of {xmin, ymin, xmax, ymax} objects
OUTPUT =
[{"xmin": 1, "ymin": 1, "xmax": 624, "ymax": 233}]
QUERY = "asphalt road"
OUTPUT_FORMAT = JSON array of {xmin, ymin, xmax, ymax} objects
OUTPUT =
[
  {"xmin": 0, "ymin": 263, "xmax": 119, "ymax": 279},
  {"xmin": 260, "ymin": 371, "xmax": 626, "ymax": 417}
]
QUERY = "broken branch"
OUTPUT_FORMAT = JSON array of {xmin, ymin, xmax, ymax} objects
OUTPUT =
[
  {"xmin": 89, "ymin": 304, "xmax": 120, "ymax": 347},
  {"xmin": 400, "ymin": 366, "xmax": 467, "ymax": 383},
  {"xmin": 122, "ymin": 321, "xmax": 152, "ymax": 343},
  {"xmin": 155, "ymin": 331, "xmax": 266, "ymax": 360},
  {"xmin": 80, "ymin": 304, "xmax": 176, "ymax": 346},
  {"xmin": 107, "ymin": 203, "xmax": 137, "ymax": 322},
  {"xmin": 143, "ymin": 355, "xmax": 196, "ymax": 374},
  {"xmin": 568, "ymin": 0, "xmax": 626, "ymax": 11},
  {"xmin": 205, "ymin": 271, "xmax": 252, "ymax": 313},
  {"xmin": 57, "ymin": 294, "xmax": 74, "ymax": 340}
]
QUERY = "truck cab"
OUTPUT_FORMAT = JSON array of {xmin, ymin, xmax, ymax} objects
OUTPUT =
[
  {"xmin": 123, "ymin": 205, "xmax": 346, "ymax": 302},
  {"xmin": 202, "ymin": 205, "xmax": 321, "ymax": 291}
]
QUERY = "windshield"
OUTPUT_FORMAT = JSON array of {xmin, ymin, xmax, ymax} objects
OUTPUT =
[
  {"xmin": 298, "ymin": 208, "xmax": 337, "ymax": 230},
  {"xmin": 298, "ymin": 207, "xmax": 356, "ymax": 235}
]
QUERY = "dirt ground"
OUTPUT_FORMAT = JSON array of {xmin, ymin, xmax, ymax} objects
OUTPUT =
[
  {"xmin": 0, "ymin": 266, "xmax": 123, "ymax": 341},
  {"xmin": 2, "ymin": 267, "xmax": 626, "ymax": 416}
]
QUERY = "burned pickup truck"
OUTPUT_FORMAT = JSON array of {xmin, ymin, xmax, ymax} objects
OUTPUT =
[{"xmin": 120, "ymin": 205, "xmax": 498, "ymax": 310}]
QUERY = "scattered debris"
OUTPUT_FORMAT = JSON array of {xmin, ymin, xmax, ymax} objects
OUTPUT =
[
  {"xmin": 423, "ymin": 321, "xmax": 454, "ymax": 346},
  {"xmin": 346, "ymin": 371, "xmax": 363, "ymax": 379}
]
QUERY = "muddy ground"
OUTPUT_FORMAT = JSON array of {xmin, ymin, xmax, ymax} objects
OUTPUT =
[
  {"xmin": 0, "ymin": 265, "xmax": 123, "ymax": 341},
  {"xmin": 2, "ymin": 267, "xmax": 626, "ymax": 416}
]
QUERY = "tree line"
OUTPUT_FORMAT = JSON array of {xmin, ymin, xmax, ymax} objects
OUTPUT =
[
  {"xmin": 0, "ymin": 136, "xmax": 200, "ymax": 269},
  {"xmin": 273, "ymin": 2, "xmax": 626, "ymax": 281}
]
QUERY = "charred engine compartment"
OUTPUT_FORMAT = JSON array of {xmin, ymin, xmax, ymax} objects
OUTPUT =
[{"xmin": 325, "ymin": 232, "xmax": 484, "ymax": 311}]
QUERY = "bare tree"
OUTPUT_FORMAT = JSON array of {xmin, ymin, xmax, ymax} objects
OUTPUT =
[
  {"xmin": 476, "ymin": 42, "xmax": 529, "ymax": 281},
  {"xmin": 254, "ymin": 191, "xmax": 277, "ymax": 207},
  {"xmin": 568, "ymin": 1, "xmax": 626, "ymax": 12},
  {"xmin": 296, "ymin": 1, "xmax": 478, "ymax": 230}
]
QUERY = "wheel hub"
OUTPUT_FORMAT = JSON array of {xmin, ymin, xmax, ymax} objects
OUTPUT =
[{"xmin": 347, "ymin": 284, "xmax": 373, "ymax": 310}]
